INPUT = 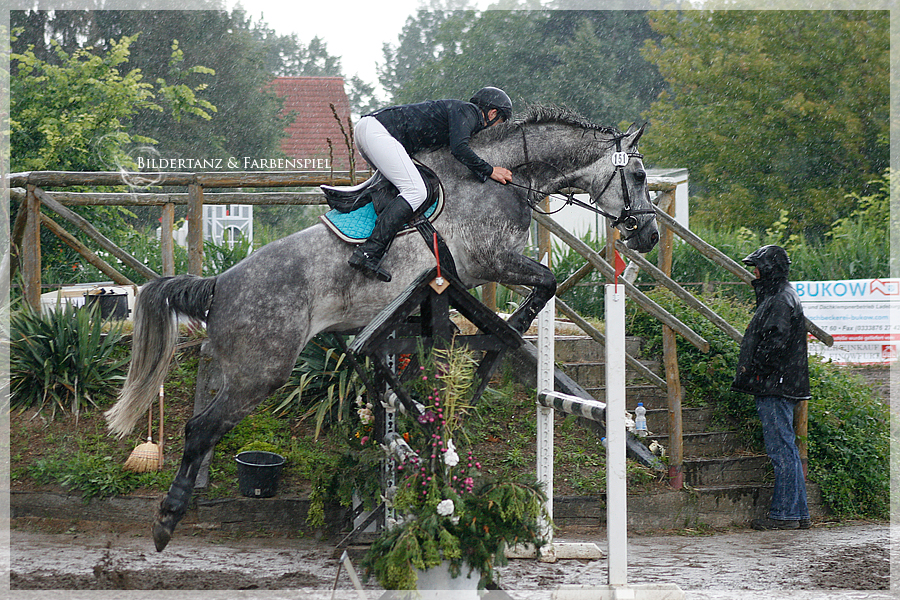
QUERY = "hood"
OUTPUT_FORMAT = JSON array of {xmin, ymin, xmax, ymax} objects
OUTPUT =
[{"xmin": 742, "ymin": 245, "xmax": 791, "ymax": 281}]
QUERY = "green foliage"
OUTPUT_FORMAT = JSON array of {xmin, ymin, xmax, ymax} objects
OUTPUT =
[
  {"xmin": 217, "ymin": 412, "xmax": 291, "ymax": 458},
  {"xmin": 237, "ymin": 441, "xmax": 282, "ymax": 455},
  {"xmin": 202, "ymin": 236, "xmax": 254, "ymax": 276},
  {"xmin": 29, "ymin": 452, "xmax": 169, "ymax": 502},
  {"xmin": 11, "ymin": 33, "xmax": 214, "ymax": 172},
  {"xmin": 10, "ymin": 301, "xmax": 128, "ymax": 416},
  {"xmin": 642, "ymin": 10, "xmax": 889, "ymax": 233},
  {"xmin": 384, "ymin": 9, "xmax": 664, "ymax": 126},
  {"xmin": 274, "ymin": 334, "xmax": 369, "ymax": 439},
  {"xmin": 626, "ymin": 287, "xmax": 753, "ymax": 413},
  {"xmin": 361, "ymin": 344, "xmax": 548, "ymax": 590},
  {"xmin": 806, "ymin": 360, "xmax": 889, "ymax": 519}
]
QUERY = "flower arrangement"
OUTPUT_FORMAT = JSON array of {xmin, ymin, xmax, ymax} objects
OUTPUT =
[{"xmin": 362, "ymin": 343, "xmax": 549, "ymax": 590}]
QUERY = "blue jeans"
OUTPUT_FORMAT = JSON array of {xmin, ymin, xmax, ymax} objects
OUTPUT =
[{"xmin": 756, "ymin": 396, "xmax": 809, "ymax": 521}]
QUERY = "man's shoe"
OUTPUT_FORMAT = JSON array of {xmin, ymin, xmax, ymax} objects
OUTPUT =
[
  {"xmin": 799, "ymin": 518, "xmax": 811, "ymax": 529},
  {"xmin": 751, "ymin": 517, "xmax": 800, "ymax": 530}
]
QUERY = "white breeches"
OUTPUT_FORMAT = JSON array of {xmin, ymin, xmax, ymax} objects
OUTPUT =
[{"xmin": 355, "ymin": 115, "xmax": 428, "ymax": 210}]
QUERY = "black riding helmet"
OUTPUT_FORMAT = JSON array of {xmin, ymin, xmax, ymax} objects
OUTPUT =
[
  {"xmin": 742, "ymin": 244, "xmax": 791, "ymax": 280},
  {"xmin": 470, "ymin": 86, "xmax": 513, "ymax": 126}
]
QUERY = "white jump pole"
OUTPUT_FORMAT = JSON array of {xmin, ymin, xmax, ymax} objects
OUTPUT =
[
  {"xmin": 536, "ymin": 257, "xmax": 555, "ymax": 545},
  {"xmin": 605, "ymin": 282, "xmax": 629, "ymax": 590},
  {"xmin": 548, "ymin": 282, "xmax": 684, "ymax": 599}
]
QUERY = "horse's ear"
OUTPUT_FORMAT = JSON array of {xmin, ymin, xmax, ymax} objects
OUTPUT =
[{"xmin": 625, "ymin": 122, "xmax": 647, "ymax": 148}]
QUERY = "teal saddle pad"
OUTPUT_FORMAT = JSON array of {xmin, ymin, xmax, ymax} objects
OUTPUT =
[{"xmin": 320, "ymin": 197, "xmax": 442, "ymax": 244}]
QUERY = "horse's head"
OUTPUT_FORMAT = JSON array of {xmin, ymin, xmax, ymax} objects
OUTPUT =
[{"xmin": 586, "ymin": 123, "xmax": 659, "ymax": 253}]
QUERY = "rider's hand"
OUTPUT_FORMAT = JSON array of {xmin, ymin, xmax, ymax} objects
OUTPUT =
[{"xmin": 490, "ymin": 166, "xmax": 513, "ymax": 184}]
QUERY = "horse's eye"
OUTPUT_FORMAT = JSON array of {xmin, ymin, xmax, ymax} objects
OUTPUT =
[{"xmin": 633, "ymin": 170, "xmax": 646, "ymax": 182}]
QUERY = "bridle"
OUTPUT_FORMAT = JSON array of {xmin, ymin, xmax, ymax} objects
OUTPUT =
[{"xmin": 510, "ymin": 128, "xmax": 655, "ymax": 238}]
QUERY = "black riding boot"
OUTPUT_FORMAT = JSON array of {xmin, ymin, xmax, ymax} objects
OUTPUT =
[{"xmin": 349, "ymin": 195, "xmax": 415, "ymax": 282}]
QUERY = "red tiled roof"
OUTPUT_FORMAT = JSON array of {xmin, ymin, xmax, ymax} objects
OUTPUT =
[{"xmin": 270, "ymin": 77, "xmax": 365, "ymax": 171}]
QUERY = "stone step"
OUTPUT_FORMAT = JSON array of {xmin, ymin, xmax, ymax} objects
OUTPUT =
[
  {"xmin": 683, "ymin": 455, "xmax": 771, "ymax": 487},
  {"xmin": 522, "ymin": 335, "xmax": 643, "ymax": 363},
  {"xmin": 10, "ymin": 483, "xmax": 827, "ymax": 537},
  {"xmin": 643, "ymin": 431, "xmax": 746, "ymax": 459},
  {"xmin": 552, "ymin": 482, "xmax": 825, "ymax": 532},
  {"xmin": 560, "ymin": 360, "xmax": 662, "ymax": 387},
  {"xmin": 644, "ymin": 407, "xmax": 716, "ymax": 435},
  {"xmin": 582, "ymin": 384, "xmax": 668, "ymax": 406}
]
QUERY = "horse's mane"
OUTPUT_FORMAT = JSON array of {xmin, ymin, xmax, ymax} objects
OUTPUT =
[{"xmin": 477, "ymin": 103, "xmax": 622, "ymax": 145}]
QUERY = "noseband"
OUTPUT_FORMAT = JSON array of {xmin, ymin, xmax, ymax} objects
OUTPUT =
[{"xmin": 512, "ymin": 129, "xmax": 655, "ymax": 239}]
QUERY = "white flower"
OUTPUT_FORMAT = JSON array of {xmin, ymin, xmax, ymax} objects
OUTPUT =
[
  {"xmin": 358, "ymin": 405, "xmax": 374, "ymax": 424},
  {"xmin": 444, "ymin": 439, "xmax": 460, "ymax": 467},
  {"xmin": 436, "ymin": 499, "xmax": 455, "ymax": 517}
]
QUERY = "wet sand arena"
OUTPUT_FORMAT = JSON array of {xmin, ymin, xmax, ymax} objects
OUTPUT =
[{"xmin": 6, "ymin": 521, "xmax": 894, "ymax": 600}]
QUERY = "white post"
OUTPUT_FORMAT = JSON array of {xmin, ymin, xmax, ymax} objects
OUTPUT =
[
  {"xmin": 605, "ymin": 283, "xmax": 628, "ymax": 589},
  {"xmin": 536, "ymin": 254, "xmax": 555, "ymax": 544}
]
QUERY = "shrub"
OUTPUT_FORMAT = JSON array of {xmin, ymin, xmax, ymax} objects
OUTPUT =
[
  {"xmin": 10, "ymin": 301, "xmax": 128, "ymax": 416},
  {"xmin": 806, "ymin": 360, "xmax": 889, "ymax": 519},
  {"xmin": 29, "ymin": 452, "xmax": 169, "ymax": 501},
  {"xmin": 273, "ymin": 333, "xmax": 369, "ymax": 439}
]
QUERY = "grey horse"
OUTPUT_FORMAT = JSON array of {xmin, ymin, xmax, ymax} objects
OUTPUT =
[{"xmin": 105, "ymin": 105, "xmax": 659, "ymax": 551}]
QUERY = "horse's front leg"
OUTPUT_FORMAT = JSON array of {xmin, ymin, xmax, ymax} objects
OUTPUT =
[{"xmin": 490, "ymin": 253, "xmax": 557, "ymax": 334}]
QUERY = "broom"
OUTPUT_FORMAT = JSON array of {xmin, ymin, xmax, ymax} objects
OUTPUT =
[{"xmin": 123, "ymin": 385, "xmax": 163, "ymax": 473}]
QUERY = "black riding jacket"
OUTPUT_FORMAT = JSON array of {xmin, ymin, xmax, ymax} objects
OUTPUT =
[
  {"xmin": 731, "ymin": 255, "xmax": 810, "ymax": 400},
  {"xmin": 368, "ymin": 100, "xmax": 494, "ymax": 182}
]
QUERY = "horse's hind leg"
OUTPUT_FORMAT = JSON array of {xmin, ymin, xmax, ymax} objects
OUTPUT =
[{"xmin": 152, "ymin": 376, "xmax": 282, "ymax": 552}]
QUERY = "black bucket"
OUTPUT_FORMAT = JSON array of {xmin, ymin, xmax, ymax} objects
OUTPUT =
[
  {"xmin": 235, "ymin": 451, "xmax": 285, "ymax": 498},
  {"xmin": 84, "ymin": 289, "xmax": 129, "ymax": 320}
]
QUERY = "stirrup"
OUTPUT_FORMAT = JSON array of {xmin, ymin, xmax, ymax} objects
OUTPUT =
[{"xmin": 349, "ymin": 251, "xmax": 392, "ymax": 282}]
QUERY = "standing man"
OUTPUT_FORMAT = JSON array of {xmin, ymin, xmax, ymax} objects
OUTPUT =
[
  {"xmin": 732, "ymin": 244, "xmax": 811, "ymax": 530},
  {"xmin": 348, "ymin": 87, "xmax": 514, "ymax": 282}
]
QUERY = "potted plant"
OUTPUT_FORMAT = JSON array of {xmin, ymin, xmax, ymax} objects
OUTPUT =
[{"xmin": 361, "ymin": 343, "xmax": 549, "ymax": 591}]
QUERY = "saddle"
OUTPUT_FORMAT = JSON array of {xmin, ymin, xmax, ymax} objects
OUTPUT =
[
  {"xmin": 319, "ymin": 161, "xmax": 458, "ymax": 279},
  {"xmin": 319, "ymin": 162, "xmax": 445, "ymax": 244},
  {"xmin": 321, "ymin": 162, "xmax": 442, "ymax": 215}
]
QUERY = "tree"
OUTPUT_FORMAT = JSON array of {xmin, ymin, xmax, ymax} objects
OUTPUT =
[
  {"xmin": 11, "ymin": 34, "xmax": 214, "ymax": 173},
  {"xmin": 379, "ymin": 7, "xmax": 665, "ymax": 128},
  {"xmin": 640, "ymin": 10, "xmax": 889, "ymax": 234},
  {"xmin": 10, "ymin": 34, "xmax": 218, "ymax": 283},
  {"xmin": 10, "ymin": 8, "xmax": 353, "ymax": 163}
]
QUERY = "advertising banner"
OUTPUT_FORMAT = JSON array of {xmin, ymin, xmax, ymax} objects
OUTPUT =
[{"xmin": 793, "ymin": 278, "xmax": 899, "ymax": 364}]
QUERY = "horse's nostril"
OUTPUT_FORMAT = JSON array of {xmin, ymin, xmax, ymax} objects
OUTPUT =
[{"xmin": 651, "ymin": 231, "xmax": 659, "ymax": 245}]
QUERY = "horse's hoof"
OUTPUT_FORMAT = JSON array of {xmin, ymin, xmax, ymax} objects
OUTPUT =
[{"xmin": 152, "ymin": 521, "xmax": 172, "ymax": 552}]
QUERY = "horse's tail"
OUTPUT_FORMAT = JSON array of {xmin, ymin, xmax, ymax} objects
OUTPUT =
[{"xmin": 105, "ymin": 274, "xmax": 217, "ymax": 439}]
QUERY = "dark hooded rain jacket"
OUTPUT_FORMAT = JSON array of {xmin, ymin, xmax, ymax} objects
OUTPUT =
[{"xmin": 731, "ymin": 246, "xmax": 811, "ymax": 400}]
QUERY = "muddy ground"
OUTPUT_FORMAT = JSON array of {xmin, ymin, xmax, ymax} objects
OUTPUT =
[{"xmin": 6, "ymin": 518, "xmax": 893, "ymax": 599}]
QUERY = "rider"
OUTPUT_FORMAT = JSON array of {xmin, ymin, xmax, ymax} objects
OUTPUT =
[{"xmin": 348, "ymin": 86, "xmax": 514, "ymax": 282}]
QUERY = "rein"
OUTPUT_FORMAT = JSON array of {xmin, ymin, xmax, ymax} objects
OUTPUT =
[{"xmin": 511, "ymin": 128, "xmax": 655, "ymax": 236}]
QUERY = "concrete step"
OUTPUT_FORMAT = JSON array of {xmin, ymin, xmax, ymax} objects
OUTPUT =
[
  {"xmin": 522, "ymin": 335, "xmax": 643, "ymax": 363},
  {"xmin": 560, "ymin": 360, "xmax": 662, "ymax": 387},
  {"xmin": 683, "ymin": 455, "xmax": 771, "ymax": 487},
  {"xmin": 644, "ymin": 431, "xmax": 747, "ymax": 459}
]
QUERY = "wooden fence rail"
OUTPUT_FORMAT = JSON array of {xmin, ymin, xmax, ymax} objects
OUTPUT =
[{"xmin": 7, "ymin": 170, "xmax": 833, "ymax": 491}]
